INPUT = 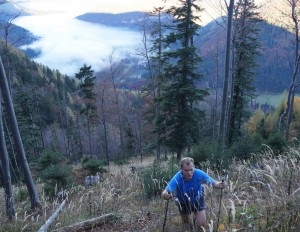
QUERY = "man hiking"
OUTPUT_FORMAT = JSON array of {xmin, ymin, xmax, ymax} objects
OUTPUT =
[{"xmin": 162, "ymin": 157, "xmax": 225, "ymax": 229}]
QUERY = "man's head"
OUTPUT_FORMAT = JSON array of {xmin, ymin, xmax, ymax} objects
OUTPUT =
[{"xmin": 180, "ymin": 157, "xmax": 195, "ymax": 181}]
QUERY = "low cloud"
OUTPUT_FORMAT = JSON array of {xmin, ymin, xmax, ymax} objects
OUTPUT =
[{"xmin": 15, "ymin": 14, "xmax": 142, "ymax": 76}]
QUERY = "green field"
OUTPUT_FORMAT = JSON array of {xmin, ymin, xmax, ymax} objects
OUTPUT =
[{"xmin": 254, "ymin": 93, "xmax": 286, "ymax": 107}]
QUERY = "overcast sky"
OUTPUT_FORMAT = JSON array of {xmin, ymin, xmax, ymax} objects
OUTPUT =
[{"xmin": 15, "ymin": 0, "xmax": 167, "ymax": 16}]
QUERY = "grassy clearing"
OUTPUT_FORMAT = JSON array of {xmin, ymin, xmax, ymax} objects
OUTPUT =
[
  {"xmin": 254, "ymin": 93, "xmax": 286, "ymax": 107},
  {"xmin": 0, "ymin": 151, "xmax": 299, "ymax": 231}
]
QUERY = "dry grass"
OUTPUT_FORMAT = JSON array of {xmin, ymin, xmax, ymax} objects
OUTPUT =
[{"xmin": 0, "ymin": 151, "xmax": 300, "ymax": 232}]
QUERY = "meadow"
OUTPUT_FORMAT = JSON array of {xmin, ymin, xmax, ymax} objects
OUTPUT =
[
  {"xmin": 253, "ymin": 93, "xmax": 286, "ymax": 107},
  {"xmin": 0, "ymin": 147, "xmax": 299, "ymax": 232}
]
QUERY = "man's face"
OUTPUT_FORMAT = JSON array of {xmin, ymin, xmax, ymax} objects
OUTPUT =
[{"xmin": 181, "ymin": 162, "xmax": 195, "ymax": 181}]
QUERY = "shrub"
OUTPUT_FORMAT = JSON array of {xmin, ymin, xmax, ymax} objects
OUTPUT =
[
  {"xmin": 266, "ymin": 132, "xmax": 286, "ymax": 154},
  {"xmin": 142, "ymin": 158, "xmax": 178, "ymax": 199},
  {"xmin": 38, "ymin": 149, "xmax": 73, "ymax": 196},
  {"xmin": 189, "ymin": 139, "xmax": 231, "ymax": 171},
  {"xmin": 229, "ymin": 135, "xmax": 261, "ymax": 160},
  {"xmin": 41, "ymin": 164, "xmax": 72, "ymax": 196},
  {"xmin": 189, "ymin": 139, "xmax": 216, "ymax": 165},
  {"xmin": 81, "ymin": 157, "xmax": 107, "ymax": 175},
  {"xmin": 38, "ymin": 149, "xmax": 64, "ymax": 170}
]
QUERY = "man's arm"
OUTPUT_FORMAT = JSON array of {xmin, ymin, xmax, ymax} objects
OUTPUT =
[{"xmin": 162, "ymin": 172, "xmax": 179, "ymax": 200}]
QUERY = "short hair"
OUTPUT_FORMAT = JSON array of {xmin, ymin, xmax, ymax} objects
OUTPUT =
[{"xmin": 180, "ymin": 157, "xmax": 194, "ymax": 168}]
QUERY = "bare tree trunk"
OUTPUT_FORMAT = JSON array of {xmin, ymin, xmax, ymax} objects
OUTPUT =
[
  {"xmin": 0, "ymin": 56, "xmax": 40, "ymax": 209},
  {"xmin": 0, "ymin": 105, "xmax": 15, "ymax": 220},
  {"xmin": 219, "ymin": 0, "xmax": 235, "ymax": 146},
  {"xmin": 3, "ymin": 114, "xmax": 21, "ymax": 181},
  {"xmin": 75, "ymin": 110, "xmax": 84, "ymax": 158},
  {"xmin": 100, "ymin": 86, "xmax": 109, "ymax": 165},
  {"xmin": 108, "ymin": 54, "xmax": 125, "ymax": 158},
  {"xmin": 279, "ymin": 0, "xmax": 300, "ymax": 140},
  {"xmin": 212, "ymin": 44, "xmax": 220, "ymax": 143},
  {"xmin": 136, "ymin": 90, "xmax": 143, "ymax": 160},
  {"xmin": 87, "ymin": 115, "xmax": 93, "ymax": 158},
  {"xmin": 139, "ymin": 9, "xmax": 164, "ymax": 160}
]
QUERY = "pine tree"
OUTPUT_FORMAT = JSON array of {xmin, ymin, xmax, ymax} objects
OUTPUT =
[
  {"xmin": 227, "ymin": 0, "xmax": 261, "ymax": 145},
  {"xmin": 75, "ymin": 64, "xmax": 97, "ymax": 157},
  {"xmin": 158, "ymin": 0, "xmax": 208, "ymax": 160}
]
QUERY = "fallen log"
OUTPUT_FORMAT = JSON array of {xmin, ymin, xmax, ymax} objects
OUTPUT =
[
  {"xmin": 38, "ymin": 199, "xmax": 67, "ymax": 232},
  {"xmin": 51, "ymin": 213, "xmax": 117, "ymax": 232}
]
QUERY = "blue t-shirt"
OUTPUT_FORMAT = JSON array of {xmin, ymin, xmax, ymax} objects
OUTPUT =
[{"xmin": 165, "ymin": 169, "xmax": 215, "ymax": 203}]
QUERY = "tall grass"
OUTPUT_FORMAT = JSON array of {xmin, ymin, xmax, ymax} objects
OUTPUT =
[{"xmin": 0, "ymin": 150, "xmax": 299, "ymax": 231}]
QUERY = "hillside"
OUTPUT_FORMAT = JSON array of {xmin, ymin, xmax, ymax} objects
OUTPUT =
[
  {"xmin": 0, "ymin": 151, "xmax": 299, "ymax": 231},
  {"xmin": 197, "ymin": 19, "xmax": 294, "ymax": 93},
  {"xmin": 76, "ymin": 11, "xmax": 296, "ymax": 93},
  {"xmin": 76, "ymin": 12, "xmax": 147, "ymax": 31},
  {"xmin": 0, "ymin": 40, "xmax": 79, "ymax": 160}
]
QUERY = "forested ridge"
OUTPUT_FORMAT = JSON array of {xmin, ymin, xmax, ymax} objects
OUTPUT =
[
  {"xmin": 0, "ymin": 0, "xmax": 300, "ymax": 231},
  {"xmin": 199, "ymin": 19, "xmax": 295, "ymax": 93},
  {"xmin": 77, "ymin": 12, "xmax": 296, "ymax": 93}
]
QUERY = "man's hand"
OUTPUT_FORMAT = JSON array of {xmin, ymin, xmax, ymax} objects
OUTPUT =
[
  {"xmin": 162, "ymin": 190, "xmax": 172, "ymax": 200},
  {"xmin": 214, "ymin": 180, "xmax": 225, "ymax": 189},
  {"xmin": 219, "ymin": 181, "xmax": 225, "ymax": 189}
]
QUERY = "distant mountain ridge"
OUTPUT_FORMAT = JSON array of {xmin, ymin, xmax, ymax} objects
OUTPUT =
[
  {"xmin": 76, "ymin": 12, "xmax": 151, "ymax": 30},
  {"xmin": 197, "ymin": 19, "xmax": 294, "ymax": 93},
  {"xmin": 1, "ymin": 1, "xmax": 296, "ymax": 94},
  {"xmin": 77, "ymin": 11, "xmax": 295, "ymax": 93}
]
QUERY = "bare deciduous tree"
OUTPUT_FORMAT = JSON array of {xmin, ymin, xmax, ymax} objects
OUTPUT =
[
  {"xmin": 279, "ymin": 0, "xmax": 300, "ymax": 140},
  {"xmin": 219, "ymin": 0, "xmax": 235, "ymax": 146}
]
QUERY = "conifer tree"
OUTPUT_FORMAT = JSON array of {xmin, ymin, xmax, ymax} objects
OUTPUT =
[
  {"xmin": 158, "ymin": 0, "xmax": 208, "ymax": 160},
  {"xmin": 227, "ymin": 0, "xmax": 261, "ymax": 145},
  {"xmin": 75, "ymin": 64, "xmax": 97, "ymax": 157}
]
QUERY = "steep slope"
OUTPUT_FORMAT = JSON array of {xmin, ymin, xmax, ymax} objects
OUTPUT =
[
  {"xmin": 78, "ymin": 11, "xmax": 295, "ymax": 93},
  {"xmin": 0, "ymin": 40, "xmax": 78, "ymax": 125},
  {"xmin": 197, "ymin": 19, "xmax": 294, "ymax": 93}
]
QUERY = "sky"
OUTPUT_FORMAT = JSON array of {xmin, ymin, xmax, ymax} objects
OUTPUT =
[{"xmin": 15, "ymin": 0, "xmax": 168, "ymax": 16}]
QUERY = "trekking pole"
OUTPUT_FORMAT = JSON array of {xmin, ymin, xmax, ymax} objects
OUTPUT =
[
  {"xmin": 216, "ymin": 177, "xmax": 225, "ymax": 232},
  {"xmin": 162, "ymin": 191, "xmax": 171, "ymax": 232}
]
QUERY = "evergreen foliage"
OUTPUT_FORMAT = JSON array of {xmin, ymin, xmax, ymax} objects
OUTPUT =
[
  {"xmin": 266, "ymin": 132, "xmax": 286, "ymax": 154},
  {"xmin": 189, "ymin": 138, "xmax": 221, "ymax": 166},
  {"xmin": 156, "ymin": 0, "xmax": 208, "ymax": 159},
  {"xmin": 75, "ymin": 64, "xmax": 97, "ymax": 156},
  {"xmin": 229, "ymin": 134, "xmax": 261, "ymax": 160},
  {"xmin": 37, "ymin": 149, "xmax": 72, "ymax": 196},
  {"xmin": 81, "ymin": 156, "xmax": 107, "ymax": 175},
  {"xmin": 228, "ymin": 0, "xmax": 261, "ymax": 144},
  {"xmin": 75, "ymin": 64, "xmax": 97, "ymax": 116}
]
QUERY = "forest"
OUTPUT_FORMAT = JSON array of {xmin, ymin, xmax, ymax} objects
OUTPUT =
[{"xmin": 0, "ymin": 0, "xmax": 299, "ymax": 231}]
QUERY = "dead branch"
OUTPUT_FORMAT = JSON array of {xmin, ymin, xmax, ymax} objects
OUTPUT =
[
  {"xmin": 51, "ymin": 213, "xmax": 117, "ymax": 232},
  {"xmin": 38, "ymin": 199, "xmax": 67, "ymax": 232}
]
